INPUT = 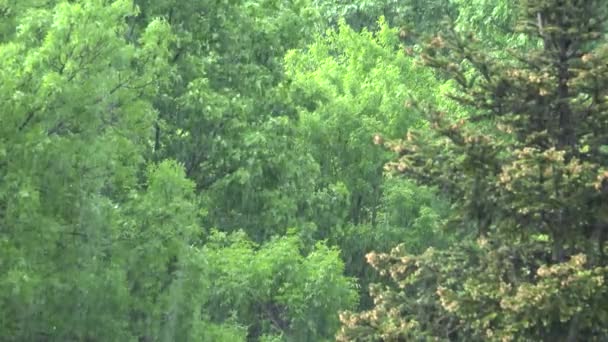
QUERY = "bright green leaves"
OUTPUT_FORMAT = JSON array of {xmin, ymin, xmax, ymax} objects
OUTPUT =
[
  {"xmin": 120, "ymin": 160, "xmax": 202, "ymax": 340},
  {"xmin": 285, "ymin": 20, "xmax": 438, "ymax": 230},
  {"xmin": 202, "ymin": 231, "xmax": 358, "ymax": 341},
  {"xmin": 0, "ymin": 1, "xmax": 174, "ymax": 340},
  {"xmin": 284, "ymin": 19, "xmax": 451, "ymax": 312},
  {"xmin": 452, "ymin": 0, "xmax": 521, "ymax": 46},
  {"xmin": 122, "ymin": 160, "xmax": 199, "ymax": 253},
  {"xmin": 2, "ymin": 1, "xmax": 547, "ymax": 341},
  {"xmin": 4, "ymin": 0, "xmax": 171, "ymax": 140}
]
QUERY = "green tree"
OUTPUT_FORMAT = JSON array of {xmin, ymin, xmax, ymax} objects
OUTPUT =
[
  {"xmin": 131, "ymin": 0, "xmax": 327, "ymax": 241},
  {"xmin": 451, "ymin": 0, "xmax": 518, "ymax": 43},
  {"xmin": 200, "ymin": 230, "xmax": 358, "ymax": 341},
  {"xmin": 120, "ymin": 160, "xmax": 203, "ymax": 340},
  {"xmin": 285, "ymin": 19, "xmax": 440, "ymax": 234},
  {"xmin": 285, "ymin": 19, "xmax": 453, "ymax": 308},
  {"xmin": 339, "ymin": 0, "xmax": 608, "ymax": 340},
  {"xmin": 0, "ymin": 0, "xmax": 174, "ymax": 339},
  {"xmin": 313, "ymin": 0, "xmax": 455, "ymax": 32}
]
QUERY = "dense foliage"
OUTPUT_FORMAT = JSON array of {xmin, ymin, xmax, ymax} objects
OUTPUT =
[
  {"xmin": 0, "ymin": 0, "xmax": 606, "ymax": 341},
  {"xmin": 339, "ymin": 0, "xmax": 608, "ymax": 340}
]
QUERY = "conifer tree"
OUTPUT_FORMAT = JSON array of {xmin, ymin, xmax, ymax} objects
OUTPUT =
[{"xmin": 339, "ymin": 0, "xmax": 608, "ymax": 340}]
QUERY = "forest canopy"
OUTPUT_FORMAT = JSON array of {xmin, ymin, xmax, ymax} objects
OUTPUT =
[{"xmin": 0, "ymin": 0, "xmax": 607, "ymax": 341}]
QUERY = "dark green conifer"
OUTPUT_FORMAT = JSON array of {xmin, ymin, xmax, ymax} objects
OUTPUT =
[{"xmin": 340, "ymin": 1, "xmax": 608, "ymax": 340}]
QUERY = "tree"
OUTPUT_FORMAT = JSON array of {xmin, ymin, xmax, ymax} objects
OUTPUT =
[
  {"xmin": 285, "ymin": 18, "xmax": 454, "ymax": 309},
  {"xmin": 131, "ymin": 0, "xmax": 327, "ymax": 241},
  {"xmin": 120, "ymin": 160, "xmax": 203, "ymax": 341},
  {"xmin": 0, "ymin": 2, "xmax": 368, "ymax": 340},
  {"xmin": 200, "ymin": 230, "xmax": 358, "ymax": 341},
  {"xmin": 285, "ymin": 18, "xmax": 443, "ymax": 234},
  {"xmin": 313, "ymin": 0, "xmax": 456, "ymax": 32},
  {"xmin": 339, "ymin": 0, "xmax": 608, "ymax": 340},
  {"xmin": 0, "ymin": 0, "xmax": 174, "ymax": 339}
]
